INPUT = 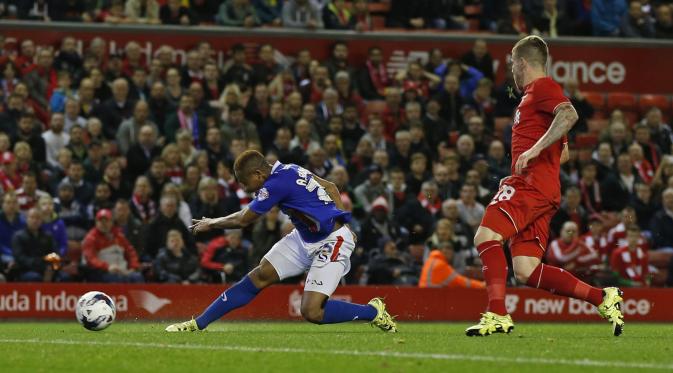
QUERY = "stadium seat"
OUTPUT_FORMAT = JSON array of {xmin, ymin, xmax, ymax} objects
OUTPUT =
[
  {"xmin": 587, "ymin": 118, "xmax": 608, "ymax": 134},
  {"xmin": 607, "ymin": 92, "xmax": 637, "ymax": 112},
  {"xmin": 638, "ymin": 94, "xmax": 670, "ymax": 114},
  {"xmin": 464, "ymin": 4, "xmax": 483, "ymax": 16},
  {"xmin": 371, "ymin": 15, "xmax": 386, "ymax": 30},
  {"xmin": 368, "ymin": 1, "xmax": 391, "ymax": 14},
  {"xmin": 583, "ymin": 91, "xmax": 605, "ymax": 111},
  {"xmin": 574, "ymin": 133, "xmax": 599, "ymax": 149}
]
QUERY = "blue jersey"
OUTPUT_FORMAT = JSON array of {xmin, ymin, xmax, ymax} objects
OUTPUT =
[{"xmin": 248, "ymin": 161, "xmax": 352, "ymax": 243}]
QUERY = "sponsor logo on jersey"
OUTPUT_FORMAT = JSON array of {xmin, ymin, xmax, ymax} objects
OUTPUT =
[{"xmin": 256, "ymin": 187, "xmax": 269, "ymax": 201}]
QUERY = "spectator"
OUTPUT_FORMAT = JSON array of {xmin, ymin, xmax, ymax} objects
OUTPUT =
[
  {"xmin": 419, "ymin": 241, "xmax": 485, "ymax": 288},
  {"xmin": 17, "ymin": 172, "xmax": 49, "ymax": 213},
  {"xmin": 12, "ymin": 208, "xmax": 66, "ymax": 282},
  {"xmin": 24, "ymin": 48, "xmax": 56, "ymax": 110},
  {"xmin": 582, "ymin": 216, "xmax": 609, "ymax": 261},
  {"xmin": 93, "ymin": 78, "xmax": 135, "ymax": 140},
  {"xmin": 130, "ymin": 175, "xmax": 156, "ymax": 224},
  {"xmin": 82, "ymin": 209, "xmax": 143, "ymax": 283},
  {"xmin": 160, "ymin": 0, "xmax": 194, "ymax": 25},
  {"xmin": 190, "ymin": 0, "xmax": 220, "ymax": 23},
  {"xmin": 351, "ymin": 0, "xmax": 372, "ymax": 31},
  {"xmin": 113, "ymin": 199, "xmax": 145, "ymax": 259},
  {"xmin": 201, "ymin": 229, "xmax": 251, "ymax": 283},
  {"xmin": 386, "ymin": 0, "xmax": 431, "ymax": 29},
  {"xmin": 154, "ymin": 229, "xmax": 201, "ymax": 283},
  {"xmin": 497, "ymin": 0, "xmax": 535, "ymax": 35},
  {"xmin": 547, "ymin": 221, "xmax": 600, "ymax": 281},
  {"xmin": 54, "ymin": 180, "xmax": 88, "ymax": 246},
  {"xmin": 117, "ymin": 101, "xmax": 159, "ymax": 155},
  {"xmin": 354, "ymin": 164, "xmax": 392, "ymax": 213},
  {"xmin": 461, "ymin": 39, "xmax": 495, "ymax": 81},
  {"xmin": 655, "ymin": 3, "xmax": 673, "ymax": 38},
  {"xmin": 282, "ymin": 0, "xmax": 323, "ymax": 29},
  {"xmin": 63, "ymin": 98, "xmax": 86, "ymax": 132},
  {"xmin": 270, "ymin": 127, "xmax": 304, "ymax": 165},
  {"xmin": 621, "ymin": 0, "xmax": 655, "ymax": 38},
  {"xmin": 358, "ymin": 47, "xmax": 389, "ymax": 100},
  {"xmin": 323, "ymin": 0, "xmax": 355, "ymax": 30},
  {"xmin": 564, "ymin": 78, "xmax": 595, "ymax": 134},
  {"xmin": 49, "ymin": 71, "xmax": 74, "ymax": 113},
  {"xmin": 221, "ymin": 104, "xmax": 260, "ymax": 148},
  {"xmin": 126, "ymin": 125, "xmax": 162, "ymax": 181},
  {"xmin": 610, "ymin": 225, "xmax": 649, "ymax": 286},
  {"xmin": 602, "ymin": 153, "xmax": 640, "ymax": 211},
  {"xmin": 578, "ymin": 162, "xmax": 603, "ymax": 215},
  {"xmin": 629, "ymin": 143, "xmax": 654, "ymax": 184},
  {"xmin": 88, "ymin": 182, "xmax": 115, "ymax": 221},
  {"xmin": 532, "ymin": 0, "xmax": 570, "ymax": 37},
  {"xmin": 189, "ymin": 176, "xmax": 240, "ymax": 244},
  {"xmin": 253, "ymin": 0, "xmax": 283, "ymax": 26},
  {"xmin": 15, "ymin": 112, "xmax": 46, "ymax": 165},
  {"xmin": 125, "ymin": 0, "xmax": 161, "ymax": 24},
  {"xmin": 253, "ymin": 44, "xmax": 282, "ymax": 86},
  {"xmin": 367, "ymin": 237, "xmax": 415, "ymax": 285},
  {"xmin": 0, "ymin": 193, "xmax": 25, "ymax": 265},
  {"xmin": 592, "ymin": 0, "xmax": 627, "ymax": 36},
  {"xmin": 650, "ymin": 187, "xmax": 673, "ymax": 250},
  {"xmin": 63, "ymin": 160, "xmax": 94, "ymax": 205},
  {"xmin": 456, "ymin": 183, "xmax": 484, "ymax": 231},
  {"xmin": 144, "ymin": 194, "xmax": 195, "ymax": 261},
  {"xmin": 42, "ymin": 113, "xmax": 70, "ymax": 168},
  {"xmin": 102, "ymin": 159, "xmax": 132, "ymax": 202},
  {"xmin": 38, "ymin": 194, "xmax": 68, "ymax": 258},
  {"xmin": 634, "ymin": 123, "xmax": 662, "ymax": 170},
  {"xmin": 632, "ymin": 183, "xmax": 656, "ymax": 232},
  {"xmin": 251, "ymin": 206, "xmax": 282, "ymax": 264},
  {"xmin": 641, "ymin": 108, "xmax": 672, "ymax": 155}
]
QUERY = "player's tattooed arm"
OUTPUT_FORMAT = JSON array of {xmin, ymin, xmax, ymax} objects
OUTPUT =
[
  {"xmin": 190, "ymin": 208, "xmax": 260, "ymax": 234},
  {"xmin": 515, "ymin": 103, "xmax": 578, "ymax": 174},
  {"xmin": 560, "ymin": 142, "xmax": 570, "ymax": 164}
]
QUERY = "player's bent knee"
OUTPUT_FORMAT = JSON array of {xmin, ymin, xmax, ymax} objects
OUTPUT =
[
  {"xmin": 513, "ymin": 266, "xmax": 532, "ymax": 284},
  {"xmin": 300, "ymin": 303, "xmax": 324, "ymax": 324},
  {"xmin": 512, "ymin": 256, "xmax": 540, "ymax": 284},
  {"xmin": 249, "ymin": 260, "xmax": 280, "ymax": 289},
  {"xmin": 474, "ymin": 226, "xmax": 503, "ymax": 246}
]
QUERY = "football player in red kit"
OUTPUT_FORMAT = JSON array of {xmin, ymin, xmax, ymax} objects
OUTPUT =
[{"xmin": 465, "ymin": 35, "xmax": 625, "ymax": 337}]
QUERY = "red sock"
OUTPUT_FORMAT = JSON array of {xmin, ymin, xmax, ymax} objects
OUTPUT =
[
  {"xmin": 477, "ymin": 240, "xmax": 508, "ymax": 315},
  {"xmin": 526, "ymin": 263, "xmax": 603, "ymax": 306}
]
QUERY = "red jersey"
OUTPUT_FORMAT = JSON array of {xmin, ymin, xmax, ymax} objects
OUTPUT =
[
  {"xmin": 610, "ymin": 244, "xmax": 648, "ymax": 284},
  {"xmin": 511, "ymin": 77, "xmax": 570, "ymax": 204}
]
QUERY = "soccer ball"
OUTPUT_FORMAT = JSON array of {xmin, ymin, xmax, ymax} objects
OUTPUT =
[{"xmin": 76, "ymin": 291, "xmax": 116, "ymax": 331}]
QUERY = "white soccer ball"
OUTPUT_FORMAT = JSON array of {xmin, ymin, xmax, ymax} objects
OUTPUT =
[{"xmin": 76, "ymin": 291, "xmax": 116, "ymax": 331}]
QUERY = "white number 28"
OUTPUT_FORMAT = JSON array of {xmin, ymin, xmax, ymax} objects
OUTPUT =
[{"xmin": 489, "ymin": 185, "xmax": 516, "ymax": 206}]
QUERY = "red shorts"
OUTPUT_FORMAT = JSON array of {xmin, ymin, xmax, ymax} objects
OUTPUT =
[{"xmin": 480, "ymin": 176, "xmax": 558, "ymax": 259}]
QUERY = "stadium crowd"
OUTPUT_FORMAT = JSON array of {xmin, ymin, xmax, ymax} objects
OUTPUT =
[
  {"xmin": 0, "ymin": 0, "xmax": 673, "ymax": 38},
  {"xmin": 0, "ymin": 2, "xmax": 672, "ymax": 288}
]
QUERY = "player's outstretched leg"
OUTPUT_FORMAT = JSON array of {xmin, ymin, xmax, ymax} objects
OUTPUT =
[
  {"xmin": 466, "ymin": 227, "xmax": 514, "ymax": 337},
  {"xmin": 165, "ymin": 260, "xmax": 279, "ymax": 332},
  {"xmin": 300, "ymin": 292, "xmax": 397, "ymax": 332},
  {"xmin": 516, "ymin": 257, "xmax": 624, "ymax": 336}
]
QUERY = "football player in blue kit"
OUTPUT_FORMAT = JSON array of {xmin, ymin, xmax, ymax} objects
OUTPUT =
[{"xmin": 166, "ymin": 150, "xmax": 397, "ymax": 332}]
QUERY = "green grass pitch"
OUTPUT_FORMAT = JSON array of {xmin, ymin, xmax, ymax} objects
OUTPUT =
[{"xmin": 1, "ymin": 322, "xmax": 672, "ymax": 372}]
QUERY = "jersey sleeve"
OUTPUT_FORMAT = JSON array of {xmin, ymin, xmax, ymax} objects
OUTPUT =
[
  {"xmin": 537, "ymin": 79, "xmax": 571, "ymax": 115},
  {"xmin": 248, "ymin": 178, "xmax": 286, "ymax": 215}
]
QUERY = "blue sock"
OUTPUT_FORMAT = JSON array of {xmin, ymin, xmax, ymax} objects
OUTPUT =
[
  {"xmin": 321, "ymin": 300, "xmax": 377, "ymax": 324},
  {"xmin": 195, "ymin": 276, "xmax": 260, "ymax": 329}
]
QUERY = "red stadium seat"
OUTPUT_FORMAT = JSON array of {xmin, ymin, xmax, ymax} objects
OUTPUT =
[
  {"xmin": 371, "ymin": 15, "xmax": 386, "ymax": 30},
  {"xmin": 583, "ymin": 91, "xmax": 605, "ymax": 111},
  {"xmin": 638, "ymin": 94, "xmax": 670, "ymax": 114},
  {"xmin": 464, "ymin": 5, "xmax": 483, "ymax": 16},
  {"xmin": 607, "ymin": 92, "xmax": 637, "ymax": 112},
  {"xmin": 369, "ymin": 1, "xmax": 391, "ymax": 13},
  {"xmin": 574, "ymin": 133, "xmax": 598, "ymax": 149}
]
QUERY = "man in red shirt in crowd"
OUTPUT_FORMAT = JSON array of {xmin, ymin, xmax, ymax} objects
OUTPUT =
[
  {"xmin": 611, "ymin": 225, "xmax": 649, "ymax": 287},
  {"xmin": 82, "ymin": 209, "xmax": 144, "ymax": 283},
  {"xmin": 546, "ymin": 221, "xmax": 600, "ymax": 282},
  {"xmin": 466, "ymin": 36, "xmax": 624, "ymax": 337}
]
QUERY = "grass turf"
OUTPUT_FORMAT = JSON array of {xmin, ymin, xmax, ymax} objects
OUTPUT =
[{"xmin": 1, "ymin": 322, "xmax": 672, "ymax": 372}]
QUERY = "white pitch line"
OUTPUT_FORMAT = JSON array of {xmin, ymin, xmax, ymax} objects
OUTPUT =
[{"xmin": 1, "ymin": 338, "xmax": 672, "ymax": 370}]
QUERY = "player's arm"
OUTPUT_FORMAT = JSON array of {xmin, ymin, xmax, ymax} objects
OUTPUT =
[
  {"xmin": 190, "ymin": 208, "xmax": 260, "ymax": 234},
  {"xmin": 312, "ymin": 174, "xmax": 345, "ymax": 211},
  {"xmin": 560, "ymin": 142, "xmax": 570, "ymax": 164},
  {"xmin": 515, "ymin": 103, "xmax": 578, "ymax": 174}
]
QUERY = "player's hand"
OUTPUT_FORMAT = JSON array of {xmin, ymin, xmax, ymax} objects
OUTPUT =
[
  {"xmin": 190, "ymin": 217, "xmax": 214, "ymax": 234},
  {"xmin": 515, "ymin": 147, "xmax": 541, "ymax": 175}
]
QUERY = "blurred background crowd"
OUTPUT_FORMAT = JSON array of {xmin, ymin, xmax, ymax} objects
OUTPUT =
[{"xmin": 0, "ymin": 0, "xmax": 672, "ymax": 289}]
